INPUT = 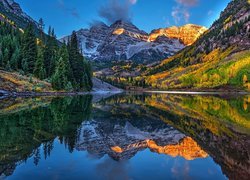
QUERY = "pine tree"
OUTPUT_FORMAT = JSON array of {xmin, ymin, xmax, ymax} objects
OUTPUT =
[
  {"xmin": 52, "ymin": 57, "xmax": 69, "ymax": 90},
  {"xmin": 10, "ymin": 47, "xmax": 20, "ymax": 70},
  {"xmin": 0, "ymin": 51, "xmax": 3, "ymax": 67},
  {"xmin": 59, "ymin": 44, "xmax": 74, "ymax": 83},
  {"xmin": 34, "ymin": 46, "xmax": 46, "ymax": 79},
  {"xmin": 21, "ymin": 23, "xmax": 37, "ymax": 74},
  {"xmin": 51, "ymin": 44, "xmax": 74, "ymax": 90},
  {"xmin": 68, "ymin": 32, "xmax": 93, "ymax": 91},
  {"xmin": 3, "ymin": 48, "xmax": 9, "ymax": 68},
  {"xmin": 38, "ymin": 18, "xmax": 45, "ymax": 41},
  {"xmin": 0, "ymin": 20, "xmax": 92, "ymax": 91},
  {"xmin": 68, "ymin": 31, "xmax": 84, "ymax": 90},
  {"xmin": 5, "ymin": 61, "xmax": 11, "ymax": 71},
  {"xmin": 68, "ymin": 31, "xmax": 93, "ymax": 91},
  {"xmin": 83, "ymin": 60, "xmax": 93, "ymax": 91},
  {"xmin": 44, "ymin": 26, "xmax": 58, "ymax": 77}
]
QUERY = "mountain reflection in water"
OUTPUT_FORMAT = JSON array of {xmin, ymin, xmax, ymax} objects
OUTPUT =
[{"xmin": 0, "ymin": 93, "xmax": 249, "ymax": 180}]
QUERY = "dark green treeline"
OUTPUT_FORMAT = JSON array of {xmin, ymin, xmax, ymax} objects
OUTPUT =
[
  {"xmin": 0, "ymin": 20, "xmax": 92, "ymax": 91},
  {"xmin": 0, "ymin": 95, "xmax": 93, "ymax": 173}
]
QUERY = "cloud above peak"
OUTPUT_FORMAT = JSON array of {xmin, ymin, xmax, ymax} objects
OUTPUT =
[
  {"xmin": 175, "ymin": 0, "xmax": 199, "ymax": 7},
  {"xmin": 172, "ymin": 7, "xmax": 190, "ymax": 24},
  {"xmin": 172, "ymin": 0, "xmax": 199, "ymax": 24},
  {"xmin": 57, "ymin": 0, "xmax": 80, "ymax": 19},
  {"xmin": 98, "ymin": 0, "xmax": 136, "ymax": 24},
  {"xmin": 129, "ymin": 0, "xmax": 137, "ymax": 5}
]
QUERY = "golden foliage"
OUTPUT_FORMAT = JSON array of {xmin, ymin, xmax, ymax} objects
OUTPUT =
[
  {"xmin": 146, "ymin": 48, "xmax": 250, "ymax": 91},
  {"xmin": 243, "ymin": 74, "xmax": 248, "ymax": 84},
  {"xmin": 0, "ymin": 70, "xmax": 52, "ymax": 92}
]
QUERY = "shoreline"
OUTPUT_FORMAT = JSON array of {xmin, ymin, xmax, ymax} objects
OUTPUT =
[
  {"xmin": 1, "ymin": 88, "xmax": 249, "ymax": 99},
  {"xmin": 144, "ymin": 90, "xmax": 250, "ymax": 96},
  {"xmin": 0, "ymin": 90, "xmax": 123, "ymax": 99}
]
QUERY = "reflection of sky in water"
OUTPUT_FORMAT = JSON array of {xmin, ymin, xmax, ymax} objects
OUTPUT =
[
  {"xmin": 8, "ymin": 139, "xmax": 226, "ymax": 180},
  {"xmin": 1, "ymin": 94, "xmax": 248, "ymax": 180}
]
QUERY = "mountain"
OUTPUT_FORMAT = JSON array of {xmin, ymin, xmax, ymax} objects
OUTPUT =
[
  {"xmin": 60, "ymin": 21, "xmax": 206, "ymax": 64},
  {"xmin": 142, "ymin": 0, "xmax": 250, "ymax": 91},
  {"xmin": 76, "ymin": 120, "xmax": 207, "ymax": 161},
  {"xmin": 149, "ymin": 24, "xmax": 207, "ymax": 46},
  {"xmin": 0, "ymin": 0, "xmax": 38, "ymax": 29}
]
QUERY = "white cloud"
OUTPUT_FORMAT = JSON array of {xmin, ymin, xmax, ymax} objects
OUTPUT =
[
  {"xmin": 172, "ymin": 0, "xmax": 198, "ymax": 24},
  {"xmin": 129, "ymin": 0, "xmax": 137, "ymax": 4},
  {"xmin": 175, "ymin": 0, "xmax": 198, "ymax": 7},
  {"xmin": 163, "ymin": 16, "xmax": 170, "ymax": 27},
  {"xmin": 172, "ymin": 7, "xmax": 190, "ymax": 24}
]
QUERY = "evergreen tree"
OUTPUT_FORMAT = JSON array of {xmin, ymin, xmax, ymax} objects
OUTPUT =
[
  {"xmin": 10, "ymin": 47, "xmax": 20, "ymax": 70},
  {"xmin": 0, "ymin": 20, "xmax": 93, "ymax": 91},
  {"xmin": 68, "ymin": 31, "xmax": 84, "ymax": 90},
  {"xmin": 5, "ymin": 61, "xmax": 11, "ymax": 71},
  {"xmin": 68, "ymin": 31, "xmax": 92, "ymax": 91},
  {"xmin": 21, "ymin": 23, "xmax": 37, "ymax": 74},
  {"xmin": 83, "ymin": 60, "xmax": 93, "ymax": 91},
  {"xmin": 52, "ymin": 56, "xmax": 70, "ymax": 90},
  {"xmin": 59, "ymin": 44, "xmax": 74, "ymax": 83},
  {"xmin": 52, "ymin": 44, "xmax": 74, "ymax": 90},
  {"xmin": 44, "ymin": 26, "xmax": 58, "ymax": 77},
  {"xmin": 3, "ymin": 48, "xmax": 9, "ymax": 68},
  {"xmin": 38, "ymin": 18, "xmax": 45, "ymax": 41},
  {"xmin": 34, "ymin": 46, "xmax": 46, "ymax": 79},
  {"xmin": 0, "ymin": 51, "xmax": 3, "ymax": 67}
]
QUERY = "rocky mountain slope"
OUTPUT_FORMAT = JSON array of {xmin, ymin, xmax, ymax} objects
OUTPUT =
[
  {"xmin": 0, "ymin": 0, "xmax": 38, "ymax": 29},
  {"xmin": 61, "ymin": 21, "xmax": 206, "ymax": 64},
  {"xmin": 149, "ymin": 24, "xmax": 207, "ymax": 46},
  {"xmin": 76, "ymin": 98, "xmax": 208, "ymax": 161},
  {"xmin": 76, "ymin": 120, "xmax": 207, "ymax": 161},
  {"xmin": 143, "ymin": 0, "xmax": 250, "ymax": 91},
  {"xmin": 92, "ymin": 77, "xmax": 122, "ymax": 92}
]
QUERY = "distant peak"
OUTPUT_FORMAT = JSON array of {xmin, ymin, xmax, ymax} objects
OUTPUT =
[
  {"xmin": 113, "ymin": 19, "xmax": 132, "ymax": 24},
  {"xmin": 149, "ymin": 24, "xmax": 207, "ymax": 45},
  {"xmin": 111, "ymin": 20, "xmax": 134, "ymax": 27},
  {"xmin": 89, "ymin": 21, "xmax": 109, "ymax": 32},
  {"xmin": 167, "ymin": 24, "xmax": 207, "ymax": 30},
  {"xmin": 93, "ymin": 21, "xmax": 108, "ymax": 27}
]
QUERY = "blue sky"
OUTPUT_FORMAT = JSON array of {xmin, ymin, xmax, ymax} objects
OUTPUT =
[{"xmin": 15, "ymin": 0, "xmax": 231, "ymax": 38}]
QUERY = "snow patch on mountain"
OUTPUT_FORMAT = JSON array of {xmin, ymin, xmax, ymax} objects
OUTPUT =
[
  {"xmin": 60, "ymin": 20, "xmax": 188, "ymax": 63},
  {"xmin": 126, "ymin": 39, "xmax": 184, "ymax": 59}
]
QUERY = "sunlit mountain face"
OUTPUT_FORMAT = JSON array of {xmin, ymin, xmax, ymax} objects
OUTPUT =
[
  {"xmin": 109, "ymin": 137, "xmax": 208, "ymax": 160},
  {"xmin": 148, "ymin": 24, "xmax": 207, "ymax": 45},
  {"xmin": 60, "ymin": 20, "xmax": 207, "ymax": 64},
  {"xmin": 0, "ymin": 93, "xmax": 249, "ymax": 179}
]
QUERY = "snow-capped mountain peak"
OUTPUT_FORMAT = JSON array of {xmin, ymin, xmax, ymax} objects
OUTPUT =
[{"xmin": 60, "ymin": 20, "xmax": 206, "ymax": 63}]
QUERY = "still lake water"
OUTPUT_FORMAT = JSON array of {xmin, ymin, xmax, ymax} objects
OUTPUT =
[{"xmin": 0, "ymin": 93, "xmax": 249, "ymax": 180}]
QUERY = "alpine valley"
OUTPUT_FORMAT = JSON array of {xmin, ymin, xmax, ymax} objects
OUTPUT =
[
  {"xmin": 0, "ymin": 0, "xmax": 249, "ymax": 93},
  {"xmin": 0, "ymin": 1, "xmax": 250, "ymax": 180},
  {"xmin": 93, "ymin": 0, "xmax": 250, "ymax": 92}
]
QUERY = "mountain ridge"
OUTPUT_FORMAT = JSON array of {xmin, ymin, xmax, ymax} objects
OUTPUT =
[
  {"xmin": 60, "ymin": 20, "xmax": 206, "ymax": 64},
  {"xmin": 0, "ymin": 0, "xmax": 38, "ymax": 29},
  {"xmin": 143, "ymin": 0, "xmax": 250, "ymax": 91},
  {"xmin": 149, "ymin": 24, "xmax": 207, "ymax": 45}
]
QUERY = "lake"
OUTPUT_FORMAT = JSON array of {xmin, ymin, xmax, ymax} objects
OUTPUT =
[{"xmin": 0, "ymin": 93, "xmax": 249, "ymax": 180}]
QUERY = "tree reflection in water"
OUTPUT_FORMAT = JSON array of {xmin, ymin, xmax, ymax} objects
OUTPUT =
[{"xmin": 0, "ymin": 93, "xmax": 249, "ymax": 179}]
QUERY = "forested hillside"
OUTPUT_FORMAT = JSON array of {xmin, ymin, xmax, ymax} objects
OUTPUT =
[
  {"xmin": 0, "ymin": 21, "xmax": 93, "ymax": 92},
  {"xmin": 143, "ymin": 0, "xmax": 250, "ymax": 91}
]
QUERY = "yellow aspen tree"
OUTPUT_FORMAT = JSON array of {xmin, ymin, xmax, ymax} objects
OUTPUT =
[{"xmin": 243, "ymin": 74, "xmax": 248, "ymax": 84}]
